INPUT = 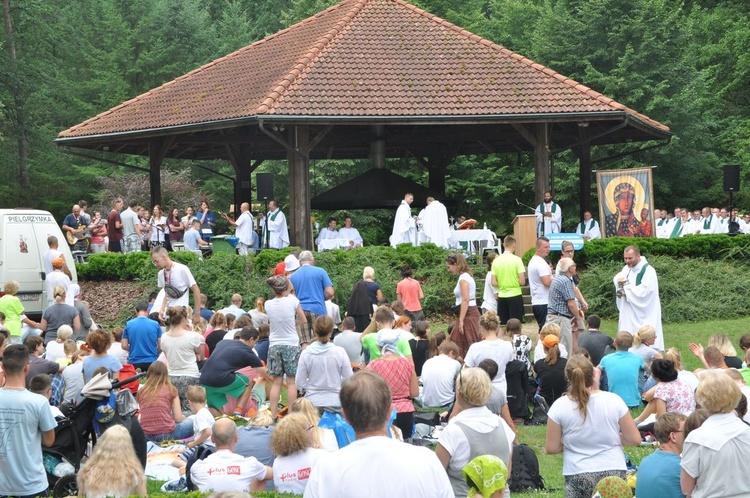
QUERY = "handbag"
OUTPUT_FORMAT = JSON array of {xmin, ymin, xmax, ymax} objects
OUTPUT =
[
  {"xmin": 163, "ymin": 283, "xmax": 187, "ymax": 299},
  {"xmin": 116, "ymin": 388, "xmax": 139, "ymax": 417}
]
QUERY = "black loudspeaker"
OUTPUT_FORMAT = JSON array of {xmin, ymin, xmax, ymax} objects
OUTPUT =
[
  {"xmin": 724, "ymin": 165, "xmax": 741, "ymax": 192},
  {"xmin": 257, "ymin": 173, "xmax": 274, "ymax": 200}
]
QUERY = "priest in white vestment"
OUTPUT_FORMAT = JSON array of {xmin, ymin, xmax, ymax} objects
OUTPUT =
[
  {"xmin": 338, "ymin": 216, "xmax": 363, "ymax": 248},
  {"xmin": 265, "ymin": 200, "xmax": 289, "ymax": 249},
  {"xmin": 697, "ymin": 207, "xmax": 722, "ymax": 234},
  {"xmin": 614, "ymin": 245, "xmax": 663, "ymax": 350},
  {"xmin": 534, "ymin": 191, "xmax": 562, "ymax": 237},
  {"xmin": 655, "ymin": 210, "xmax": 671, "ymax": 238},
  {"xmin": 575, "ymin": 211, "xmax": 601, "ymax": 240},
  {"xmin": 420, "ymin": 197, "xmax": 451, "ymax": 248},
  {"xmin": 316, "ymin": 218, "xmax": 341, "ymax": 246},
  {"xmin": 389, "ymin": 193, "xmax": 416, "ymax": 247}
]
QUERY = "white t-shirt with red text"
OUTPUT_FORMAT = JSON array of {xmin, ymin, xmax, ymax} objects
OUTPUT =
[
  {"xmin": 190, "ymin": 449, "xmax": 267, "ymax": 492},
  {"xmin": 273, "ymin": 447, "xmax": 325, "ymax": 494}
]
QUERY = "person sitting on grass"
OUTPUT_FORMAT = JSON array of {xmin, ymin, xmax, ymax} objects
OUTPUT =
[
  {"xmin": 533, "ymin": 334, "xmax": 569, "ymax": 407},
  {"xmin": 635, "ymin": 412, "xmax": 687, "ymax": 498},
  {"xmin": 270, "ymin": 413, "xmax": 326, "ymax": 495},
  {"xmin": 77, "ymin": 425, "xmax": 147, "ymax": 497},
  {"xmin": 289, "ymin": 398, "xmax": 339, "ymax": 451},
  {"xmin": 235, "ymin": 410, "xmax": 276, "ymax": 466},
  {"xmin": 506, "ymin": 318, "xmax": 532, "ymax": 374},
  {"xmin": 693, "ymin": 345, "xmax": 728, "ymax": 375},
  {"xmin": 436, "ymin": 367, "xmax": 515, "ymax": 497},
  {"xmin": 360, "ymin": 306, "xmax": 413, "ymax": 363},
  {"xmin": 44, "ymin": 324, "xmax": 73, "ymax": 364},
  {"xmin": 464, "ymin": 311, "xmax": 514, "ymax": 396},
  {"xmin": 199, "ymin": 326, "xmax": 271, "ymax": 417},
  {"xmin": 477, "ymin": 359, "xmax": 518, "ymax": 444},
  {"xmin": 599, "ymin": 332, "xmax": 645, "ymax": 408},
  {"xmin": 533, "ymin": 322, "xmax": 568, "ymax": 363},
  {"xmin": 409, "ymin": 320, "xmax": 431, "ymax": 377},
  {"xmin": 173, "ymin": 385, "xmax": 216, "ymax": 472},
  {"xmin": 82, "ymin": 328, "xmax": 122, "ymax": 382},
  {"xmin": 420, "ymin": 340, "xmax": 462, "ymax": 410},
  {"xmin": 138, "ymin": 361, "xmax": 194, "ymax": 443},
  {"xmin": 690, "ymin": 333, "xmax": 743, "ymax": 370},
  {"xmin": 190, "ymin": 418, "xmax": 273, "ymax": 493},
  {"xmin": 634, "ymin": 359, "xmax": 695, "ymax": 427},
  {"xmin": 463, "ymin": 455, "xmax": 508, "ymax": 498}
]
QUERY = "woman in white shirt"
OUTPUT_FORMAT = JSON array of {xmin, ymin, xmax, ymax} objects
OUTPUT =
[
  {"xmin": 150, "ymin": 204, "xmax": 168, "ymax": 248},
  {"xmin": 464, "ymin": 311, "xmax": 514, "ymax": 395},
  {"xmin": 480, "ymin": 253, "xmax": 498, "ymax": 314},
  {"xmin": 445, "ymin": 253, "xmax": 481, "ymax": 358},
  {"xmin": 270, "ymin": 413, "xmax": 325, "ymax": 495},
  {"xmin": 680, "ymin": 370, "xmax": 750, "ymax": 498},
  {"xmin": 160, "ymin": 306, "xmax": 205, "ymax": 412},
  {"xmin": 295, "ymin": 315, "xmax": 352, "ymax": 411},
  {"xmin": 436, "ymin": 367, "xmax": 514, "ymax": 498},
  {"xmin": 265, "ymin": 275, "xmax": 307, "ymax": 418},
  {"xmin": 546, "ymin": 354, "xmax": 641, "ymax": 498}
]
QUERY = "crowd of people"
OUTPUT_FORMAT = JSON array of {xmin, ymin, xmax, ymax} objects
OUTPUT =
[{"xmin": 4, "ymin": 217, "xmax": 750, "ymax": 497}]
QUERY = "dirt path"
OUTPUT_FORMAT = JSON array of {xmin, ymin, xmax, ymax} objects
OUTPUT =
[{"xmin": 79, "ymin": 280, "xmax": 150, "ymax": 326}]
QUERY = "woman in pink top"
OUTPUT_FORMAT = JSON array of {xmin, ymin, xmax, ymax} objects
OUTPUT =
[
  {"xmin": 396, "ymin": 264, "xmax": 424, "ymax": 322},
  {"xmin": 366, "ymin": 330, "xmax": 418, "ymax": 439},
  {"xmin": 138, "ymin": 362, "xmax": 194, "ymax": 442}
]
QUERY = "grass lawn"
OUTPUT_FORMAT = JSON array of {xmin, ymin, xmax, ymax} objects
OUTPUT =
[{"xmin": 143, "ymin": 316, "xmax": 750, "ymax": 497}]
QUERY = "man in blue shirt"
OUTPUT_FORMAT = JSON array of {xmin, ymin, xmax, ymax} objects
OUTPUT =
[
  {"xmin": 121, "ymin": 301, "xmax": 162, "ymax": 372},
  {"xmin": 635, "ymin": 412, "xmax": 686, "ymax": 498},
  {"xmin": 184, "ymin": 220, "xmax": 211, "ymax": 252},
  {"xmin": 288, "ymin": 251, "xmax": 334, "ymax": 346},
  {"xmin": 0, "ymin": 344, "xmax": 57, "ymax": 497},
  {"xmin": 599, "ymin": 331, "xmax": 645, "ymax": 407}
]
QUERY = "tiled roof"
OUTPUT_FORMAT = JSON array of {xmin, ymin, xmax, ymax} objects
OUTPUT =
[{"xmin": 58, "ymin": 0, "xmax": 668, "ymax": 138}]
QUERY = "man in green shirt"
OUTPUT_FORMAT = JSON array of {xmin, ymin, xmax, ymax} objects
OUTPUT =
[{"xmin": 490, "ymin": 236, "xmax": 526, "ymax": 325}]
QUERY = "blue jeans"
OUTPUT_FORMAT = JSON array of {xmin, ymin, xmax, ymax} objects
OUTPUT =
[{"xmin": 145, "ymin": 418, "xmax": 194, "ymax": 442}]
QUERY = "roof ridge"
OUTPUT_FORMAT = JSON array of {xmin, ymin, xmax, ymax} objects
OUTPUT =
[
  {"xmin": 392, "ymin": 0, "xmax": 668, "ymax": 132},
  {"xmin": 256, "ymin": 0, "xmax": 369, "ymax": 114},
  {"xmin": 60, "ymin": 0, "xmax": 361, "ymax": 137}
]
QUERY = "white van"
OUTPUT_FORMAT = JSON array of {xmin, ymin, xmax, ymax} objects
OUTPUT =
[{"xmin": 0, "ymin": 209, "xmax": 77, "ymax": 320}]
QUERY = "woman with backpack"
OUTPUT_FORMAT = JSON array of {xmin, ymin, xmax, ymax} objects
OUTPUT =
[{"xmin": 435, "ymin": 367, "xmax": 515, "ymax": 497}]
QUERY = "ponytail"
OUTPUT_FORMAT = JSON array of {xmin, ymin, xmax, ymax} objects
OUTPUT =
[
  {"xmin": 428, "ymin": 331, "xmax": 446, "ymax": 358},
  {"xmin": 564, "ymin": 355, "xmax": 595, "ymax": 422},
  {"xmin": 545, "ymin": 344, "xmax": 560, "ymax": 366}
]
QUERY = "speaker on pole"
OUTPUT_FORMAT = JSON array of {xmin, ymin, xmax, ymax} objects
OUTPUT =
[
  {"xmin": 257, "ymin": 173, "xmax": 274, "ymax": 201},
  {"xmin": 723, "ymin": 165, "xmax": 741, "ymax": 192}
]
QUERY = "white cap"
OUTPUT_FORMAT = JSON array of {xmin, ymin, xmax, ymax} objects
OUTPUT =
[{"xmin": 284, "ymin": 255, "xmax": 300, "ymax": 273}]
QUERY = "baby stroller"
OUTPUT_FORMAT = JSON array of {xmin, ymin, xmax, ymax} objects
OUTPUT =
[{"xmin": 44, "ymin": 372, "xmax": 146, "ymax": 498}]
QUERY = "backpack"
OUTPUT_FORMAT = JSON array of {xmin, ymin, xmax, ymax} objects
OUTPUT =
[
  {"xmin": 529, "ymin": 394, "xmax": 549, "ymax": 426},
  {"xmin": 508, "ymin": 444, "xmax": 545, "ymax": 492},
  {"xmin": 185, "ymin": 445, "xmax": 216, "ymax": 491}
]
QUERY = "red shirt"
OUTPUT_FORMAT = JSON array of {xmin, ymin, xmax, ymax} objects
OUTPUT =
[
  {"xmin": 139, "ymin": 386, "xmax": 176, "ymax": 435},
  {"xmin": 107, "ymin": 209, "xmax": 123, "ymax": 241},
  {"xmin": 396, "ymin": 278, "xmax": 423, "ymax": 312}
]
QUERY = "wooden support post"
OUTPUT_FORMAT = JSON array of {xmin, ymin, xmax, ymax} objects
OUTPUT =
[
  {"xmin": 288, "ymin": 126, "xmax": 311, "ymax": 249},
  {"xmin": 577, "ymin": 141, "xmax": 592, "ymax": 219},
  {"xmin": 148, "ymin": 137, "xmax": 173, "ymax": 207},
  {"xmin": 534, "ymin": 124, "xmax": 550, "ymax": 205},
  {"xmin": 428, "ymin": 163, "xmax": 447, "ymax": 195}
]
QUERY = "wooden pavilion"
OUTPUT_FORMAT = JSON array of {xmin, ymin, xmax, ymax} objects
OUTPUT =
[{"xmin": 55, "ymin": 0, "xmax": 671, "ymax": 249}]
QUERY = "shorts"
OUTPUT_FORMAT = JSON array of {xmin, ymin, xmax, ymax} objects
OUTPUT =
[
  {"xmin": 296, "ymin": 311, "xmax": 318, "ymax": 345},
  {"xmin": 203, "ymin": 373, "xmax": 250, "ymax": 410},
  {"xmin": 267, "ymin": 344, "xmax": 302, "ymax": 377}
]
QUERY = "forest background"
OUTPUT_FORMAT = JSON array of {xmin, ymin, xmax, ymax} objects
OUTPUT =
[{"xmin": 1, "ymin": 0, "xmax": 749, "ymax": 244}]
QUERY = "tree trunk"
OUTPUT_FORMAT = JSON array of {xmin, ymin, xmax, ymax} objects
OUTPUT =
[{"xmin": 3, "ymin": 0, "xmax": 30, "ymax": 201}]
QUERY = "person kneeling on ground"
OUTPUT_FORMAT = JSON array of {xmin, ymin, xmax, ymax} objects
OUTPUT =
[{"xmin": 635, "ymin": 412, "xmax": 686, "ymax": 498}]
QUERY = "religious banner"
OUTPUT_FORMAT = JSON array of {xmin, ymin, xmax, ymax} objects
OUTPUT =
[{"xmin": 596, "ymin": 167, "xmax": 655, "ymax": 238}]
